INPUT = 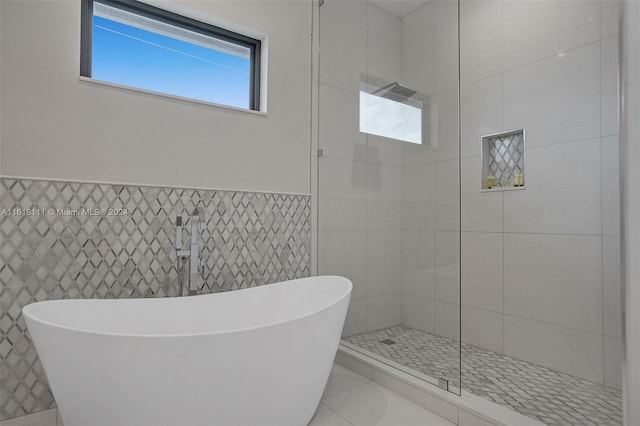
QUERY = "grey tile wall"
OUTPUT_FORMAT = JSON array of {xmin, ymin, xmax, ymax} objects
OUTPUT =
[{"xmin": 0, "ymin": 177, "xmax": 311, "ymax": 421}]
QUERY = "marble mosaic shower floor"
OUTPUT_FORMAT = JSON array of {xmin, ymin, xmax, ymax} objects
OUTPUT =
[{"xmin": 343, "ymin": 326, "xmax": 622, "ymax": 426}]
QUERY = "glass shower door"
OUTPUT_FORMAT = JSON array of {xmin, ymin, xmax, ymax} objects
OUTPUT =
[{"xmin": 315, "ymin": 0, "xmax": 461, "ymax": 394}]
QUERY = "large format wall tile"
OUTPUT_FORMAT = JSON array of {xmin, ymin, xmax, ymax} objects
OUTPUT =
[
  {"xmin": 319, "ymin": 12, "xmax": 366, "ymax": 93},
  {"xmin": 460, "ymin": 75, "xmax": 502, "ymax": 159},
  {"xmin": 503, "ymin": 42, "xmax": 601, "ymax": 148},
  {"xmin": 367, "ymin": 3, "xmax": 401, "ymax": 44},
  {"xmin": 502, "ymin": 0, "xmax": 600, "ymax": 71},
  {"xmin": 0, "ymin": 178, "xmax": 311, "ymax": 421},
  {"xmin": 460, "ymin": 1, "xmax": 501, "ymax": 85},
  {"xmin": 318, "ymin": 230, "xmax": 367, "ymax": 300},
  {"xmin": 504, "ymin": 315, "xmax": 604, "ymax": 385},
  {"xmin": 460, "ymin": 156, "xmax": 503, "ymax": 233},
  {"xmin": 319, "ymin": 84, "xmax": 367, "ymax": 162},
  {"xmin": 461, "ymin": 232, "xmax": 503, "ymax": 313},
  {"xmin": 503, "ymin": 139, "xmax": 602, "ymax": 235},
  {"xmin": 601, "ymin": 36, "xmax": 620, "ymax": 137},
  {"xmin": 402, "ymin": 293, "xmax": 436, "ymax": 333},
  {"xmin": 461, "ymin": 306, "xmax": 504, "ymax": 354},
  {"xmin": 504, "ymin": 233, "xmax": 602, "ymax": 334}
]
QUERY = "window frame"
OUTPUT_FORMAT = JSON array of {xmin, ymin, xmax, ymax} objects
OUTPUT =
[{"xmin": 80, "ymin": 0, "xmax": 262, "ymax": 111}]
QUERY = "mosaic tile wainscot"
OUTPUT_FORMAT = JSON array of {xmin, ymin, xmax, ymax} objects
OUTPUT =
[{"xmin": 0, "ymin": 177, "xmax": 311, "ymax": 421}]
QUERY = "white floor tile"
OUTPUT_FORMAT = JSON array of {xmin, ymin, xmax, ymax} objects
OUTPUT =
[
  {"xmin": 322, "ymin": 382, "xmax": 455, "ymax": 426},
  {"xmin": 309, "ymin": 404, "xmax": 353, "ymax": 426},
  {"xmin": 322, "ymin": 364, "xmax": 371, "ymax": 398}
]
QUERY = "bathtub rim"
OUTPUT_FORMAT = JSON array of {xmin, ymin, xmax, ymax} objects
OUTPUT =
[{"xmin": 22, "ymin": 275, "xmax": 352, "ymax": 339}]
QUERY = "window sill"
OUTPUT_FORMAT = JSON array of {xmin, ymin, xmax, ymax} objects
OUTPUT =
[{"xmin": 78, "ymin": 76, "xmax": 267, "ymax": 116}]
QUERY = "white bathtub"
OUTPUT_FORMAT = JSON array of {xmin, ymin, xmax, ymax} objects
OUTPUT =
[{"xmin": 22, "ymin": 275, "xmax": 352, "ymax": 426}]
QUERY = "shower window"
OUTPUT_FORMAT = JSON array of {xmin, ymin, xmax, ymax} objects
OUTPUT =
[
  {"xmin": 359, "ymin": 86, "xmax": 423, "ymax": 144},
  {"xmin": 80, "ymin": 0, "xmax": 262, "ymax": 110}
]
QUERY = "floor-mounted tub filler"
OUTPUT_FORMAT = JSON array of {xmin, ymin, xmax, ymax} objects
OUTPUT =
[{"xmin": 22, "ymin": 275, "xmax": 352, "ymax": 426}]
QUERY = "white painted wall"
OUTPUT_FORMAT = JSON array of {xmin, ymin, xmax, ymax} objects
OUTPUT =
[{"xmin": 0, "ymin": 0, "xmax": 312, "ymax": 195}]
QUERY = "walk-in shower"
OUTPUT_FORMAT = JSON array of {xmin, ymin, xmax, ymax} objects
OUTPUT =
[{"xmin": 314, "ymin": 1, "xmax": 623, "ymax": 424}]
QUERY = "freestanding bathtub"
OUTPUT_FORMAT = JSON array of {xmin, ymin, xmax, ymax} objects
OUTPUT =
[{"xmin": 22, "ymin": 275, "xmax": 352, "ymax": 426}]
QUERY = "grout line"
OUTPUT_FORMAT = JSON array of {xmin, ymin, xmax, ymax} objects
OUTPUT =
[{"xmin": 317, "ymin": 402, "xmax": 356, "ymax": 426}]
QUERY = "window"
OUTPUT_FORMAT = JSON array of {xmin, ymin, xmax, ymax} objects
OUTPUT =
[
  {"xmin": 359, "ymin": 83, "xmax": 422, "ymax": 145},
  {"xmin": 81, "ymin": 0, "xmax": 261, "ymax": 110}
]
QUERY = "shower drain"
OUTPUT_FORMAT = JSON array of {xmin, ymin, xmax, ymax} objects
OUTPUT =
[{"xmin": 380, "ymin": 339, "xmax": 396, "ymax": 345}]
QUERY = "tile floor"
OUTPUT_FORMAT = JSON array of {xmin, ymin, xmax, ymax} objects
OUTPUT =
[
  {"xmin": 312, "ymin": 363, "xmax": 454, "ymax": 426},
  {"xmin": 345, "ymin": 326, "xmax": 623, "ymax": 426},
  {"xmin": 3, "ymin": 363, "xmax": 453, "ymax": 426}
]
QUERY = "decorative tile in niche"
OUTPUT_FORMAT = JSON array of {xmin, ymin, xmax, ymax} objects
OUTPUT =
[
  {"xmin": 0, "ymin": 178, "xmax": 311, "ymax": 421},
  {"xmin": 482, "ymin": 129, "xmax": 525, "ymax": 191}
]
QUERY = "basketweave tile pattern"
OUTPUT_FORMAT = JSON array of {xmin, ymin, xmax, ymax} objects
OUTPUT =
[
  {"xmin": 345, "ymin": 326, "xmax": 622, "ymax": 426},
  {"xmin": 0, "ymin": 177, "xmax": 311, "ymax": 421}
]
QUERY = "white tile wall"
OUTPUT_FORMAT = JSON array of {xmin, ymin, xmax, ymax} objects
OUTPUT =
[
  {"xmin": 367, "ymin": 135, "xmax": 402, "ymax": 167},
  {"xmin": 503, "ymin": 43, "xmax": 601, "ymax": 148},
  {"xmin": 403, "ymin": 163, "xmax": 436, "ymax": 203},
  {"xmin": 319, "ymin": 196, "xmax": 367, "ymax": 231},
  {"xmin": 403, "ymin": 294, "xmax": 436, "ymax": 332},
  {"xmin": 604, "ymin": 335, "xmax": 623, "ymax": 389},
  {"xmin": 435, "ymin": 159, "xmax": 460, "ymax": 232},
  {"xmin": 462, "ymin": 306, "xmax": 504, "ymax": 353},
  {"xmin": 318, "ymin": 230, "xmax": 367, "ymax": 300},
  {"xmin": 502, "ymin": 0, "xmax": 600, "ymax": 71},
  {"xmin": 319, "ymin": 12, "xmax": 366, "ymax": 92},
  {"xmin": 402, "ymin": 200, "xmax": 436, "ymax": 231},
  {"xmin": 460, "ymin": 157, "xmax": 503, "ymax": 233},
  {"xmin": 435, "ymin": 231, "xmax": 460, "ymax": 304},
  {"xmin": 602, "ymin": 36, "xmax": 621, "ymax": 137},
  {"xmin": 504, "ymin": 315, "xmax": 604, "ymax": 384},
  {"xmin": 318, "ymin": 0, "xmax": 621, "ymax": 389},
  {"xmin": 434, "ymin": 20, "xmax": 459, "ymax": 94},
  {"xmin": 503, "ymin": 139, "xmax": 602, "ymax": 235},
  {"xmin": 402, "ymin": 2, "xmax": 433, "ymax": 45},
  {"xmin": 504, "ymin": 233, "xmax": 603, "ymax": 334},
  {"xmin": 319, "ymin": 2, "xmax": 405, "ymax": 338},
  {"xmin": 402, "ymin": 31, "xmax": 435, "ymax": 97},
  {"xmin": 461, "ymin": 232, "xmax": 503, "ymax": 313},
  {"xmin": 402, "ymin": 230, "xmax": 436, "ymax": 300},
  {"xmin": 344, "ymin": 299, "xmax": 368, "ymax": 337},
  {"xmin": 603, "ymin": 235, "xmax": 623, "ymax": 338},
  {"xmin": 321, "ymin": 0, "xmax": 367, "ymax": 29},
  {"xmin": 367, "ymin": 33, "xmax": 402, "ymax": 87},
  {"xmin": 460, "ymin": 1, "xmax": 502, "ymax": 85},
  {"xmin": 319, "ymin": 85, "xmax": 367, "ymax": 162},
  {"xmin": 602, "ymin": 135, "xmax": 621, "ymax": 235},
  {"xmin": 367, "ymin": 198, "xmax": 401, "ymax": 230},
  {"xmin": 601, "ymin": 0, "xmax": 621, "ymax": 38},
  {"xmin": 319, "ymin": 157, "xmax": 368, "ymax": 199},
  {"xmin": 367, "ymin": 4, "xmax": 401, "ymax": 44},
  {"xmin": 460, "ymin": 75, "xmax": 502, "ymax": 159},
  {"xmin": 367, "ymin": 294, "xmax": 402, "ymax": 330},
  {"xmin": 434, "ymin": 89, "xmax": 460, "ymax": 161},
  {"xmin": 367, "ymin": 164, "xmax": 402, "ymax": 201},
  {"xmin": 366, "ymin": 230, "xmax": 402, "ymax": 297},
  {"xmin": 435, "ymin": 300, "xmax": 461, "ymax": 341}
]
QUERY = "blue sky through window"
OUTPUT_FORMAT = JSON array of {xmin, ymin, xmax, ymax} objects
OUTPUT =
[{"xmin": 92, "ymin": 15, "xmax": 251, "ymax": 108}]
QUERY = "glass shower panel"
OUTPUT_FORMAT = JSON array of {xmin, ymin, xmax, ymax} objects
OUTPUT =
[{"xmin": 316, "ymin": 0, "xmax": 461, "ymax": 394}]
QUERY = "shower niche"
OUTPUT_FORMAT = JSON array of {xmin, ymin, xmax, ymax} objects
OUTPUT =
[{"xmin": 481, "ymin": 129, "xmax": 525, "ymax": 191}]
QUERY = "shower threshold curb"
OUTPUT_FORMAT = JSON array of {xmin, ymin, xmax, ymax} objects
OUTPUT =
[{"xmin": 336, "ymin": 345, "xmax": 546, "ymax": 426}]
